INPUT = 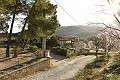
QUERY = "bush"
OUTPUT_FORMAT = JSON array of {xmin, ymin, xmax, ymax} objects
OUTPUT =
[
  {"xmin": 57, "ymin": 48, "xmax": 67, "ymax": 56},
  {"xmin": 51, "ymin": 46, "xmax": 61, "ymax": 53},
  {"xmin": 51, "ymin": 47, "xmax": 67, "ymax": 56},
  {"xmin": 67, "ymin": 49, "xmax": 76, "ymax": 57},
  {"xmin": 34, "ymin": 49, "xmax": 42, "ymax": 58},
  {"xmin": 29, "ymin": 45, "xmax": 42, "ymax": 58},
  {"xmin": 46, "ymin": 35, "xmax": 60, "ymax": 49},
  {"xmin": 29, "ymin": 45, "xmax": 38, "ymax": 52},
  {"xmin": 51, "ymin": 47, "xmax": 77, "ymax": 57},
  {"xmin": 12, "ymin": 46, "xmax": 21, "ymax": 52},
  {"xmin": 113, "ymin": 54, "xmax": 120, "ymax": 64},
  {"xmin": 25, "ymin": 44, "xmax": 31, "ymax": 49},
  {"xmin": 35, "ymin": 42, "xmax": 42, "ymax": 48},
  {"xmin": 64, "ymin": 43, "xmax": 73, "ymax": 48}
]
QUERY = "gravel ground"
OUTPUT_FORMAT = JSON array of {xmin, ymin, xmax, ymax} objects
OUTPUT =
[{"xmin": 20, "ymin": 55, "xmax": 96, "ymax": 80}]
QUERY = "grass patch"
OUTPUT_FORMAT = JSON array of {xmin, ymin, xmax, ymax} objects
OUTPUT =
[
  {"xmin": 85, "ymin": 56, "xmax": 109, "ymax": 69},
  {"xmin": 75, "ymin": 54, "xmax": 120, "ymax": 80},
  {"xmin": 75, "ymin": 55, "xmax": 109, "ymax": 80},
  {"xmin": 101, "ymin": 54, "xmax": 120, "ymax": 80},
  {"xmin": 108, "ymin": 74, "xmax": 120, "ymax": 80}
]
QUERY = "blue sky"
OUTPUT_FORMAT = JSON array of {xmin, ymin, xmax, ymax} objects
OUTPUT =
[{"xmin": 10, "ymin": 0, "xmax": 120, "ymax": 33}]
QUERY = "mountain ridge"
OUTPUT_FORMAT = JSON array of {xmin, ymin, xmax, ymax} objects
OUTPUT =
[{"xmin": 55, "ymin": 25, "xmax": 103, "ymax": 39}]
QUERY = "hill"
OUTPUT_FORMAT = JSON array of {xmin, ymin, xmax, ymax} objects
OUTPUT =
[{"xmin": 55, "ymin": 25, "xmax": 103, "ymax": 40}]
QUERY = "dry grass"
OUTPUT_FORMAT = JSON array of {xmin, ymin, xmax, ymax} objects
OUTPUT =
[
  {"xmin": 75, "ymin": 54, "xmax": 120, "ymax": 80},
  {"xmin": 0, "ymin": 48, "xmax": 14, "ymax": 58}
]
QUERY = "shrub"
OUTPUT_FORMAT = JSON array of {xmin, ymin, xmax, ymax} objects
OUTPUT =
[
  {"xmin": 35, "ymin": 42, "xmax": 42, "ymax": 48},
  {"xmin": 64, "ymin": 43, "xmax": 73, "ymax": 48},
  {"xmin": 29, "ymin": 45, "xmax": 38, "ymax": 52},
  {"xmin": 51, "ymin": 46, "xmax": 61, "ymax": 53},
  {"xmin": 67, "ymin": 49, "xmax": 76, "ymax": 57},
  {"xmin": 12, "ymin": 46, "xmax": 21, "ymax": 52},
  {"xmin": 51, "ymin": 47, "xmax": 67, "ymax": 56},
  {"xmin": 29, "ymin": 45, "xmax": 42, "ymax": 58},
  {"xmin": 46, "ymin": 35, "xmax": 60, "ymax": 49},
  {"xmin": 51, "ymin": 47, "xmax": 77, "ymax": 57},
  {"xmin": 34, "ymin": 49, "xmax": 42, "ymax": 58},
  {"xmin": 25, "ymin": 44, "xmax": 31, "ymax": 49},
  {"xmin": 57, "ymin": 48, "xmax": 67, "ymax": 56},
  {"xmin": 113, "ymin": 54, "xmax": 120, "ymax": 64}
]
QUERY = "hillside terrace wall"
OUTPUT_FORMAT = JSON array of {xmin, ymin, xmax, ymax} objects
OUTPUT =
[{"xmin": 0, "ymin": 58, "xmax": 50, "ymax": 80}]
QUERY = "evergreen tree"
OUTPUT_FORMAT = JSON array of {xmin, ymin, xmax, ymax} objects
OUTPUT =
[
  {"xmin": 0, "ymin": 0, "xmax": 29, "ymax": 57},
  {"xmin": 27, "ymin": 0, "xmax": 60, "ymax": 57}
]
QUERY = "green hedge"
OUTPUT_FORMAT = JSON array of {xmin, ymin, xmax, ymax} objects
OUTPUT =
[
  {"xmin": 51, "ymin": 47, "xmax": 76, "ymax": 57},
  {"xmin": 51, "ymin": 47, "xmax": 67, "ymax": 56}
]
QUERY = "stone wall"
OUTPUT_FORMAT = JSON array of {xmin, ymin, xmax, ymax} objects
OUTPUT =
[{"xmin": 0, "ymin": 58, "xmax": 50, "ymax": 80}]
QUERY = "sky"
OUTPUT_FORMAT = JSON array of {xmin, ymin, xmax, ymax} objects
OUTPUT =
[
  {"xmin": 50, "ymin": 0, "xmax": 109, "ymax": 26},
  {"xmin": 50, "ymin": 0, "xmax": 120, "ymax": 26},
  {"xmin": 10, "ymin": 0, "xmax": 120, "ymax": 33}
]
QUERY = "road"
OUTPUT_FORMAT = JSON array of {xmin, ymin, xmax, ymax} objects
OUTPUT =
[{"xmin": 20, "ymin": 55, "xmax": 96, "ymax": 80}]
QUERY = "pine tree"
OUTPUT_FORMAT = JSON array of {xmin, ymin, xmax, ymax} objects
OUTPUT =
[{"xmin": 27, "ymin": 0, "xmax": 60, "ymax": 57}]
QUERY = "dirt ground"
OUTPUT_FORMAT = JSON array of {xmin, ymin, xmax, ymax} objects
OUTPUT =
[
  {"xmin": 0, "ymin": 48, "xmax": 14, "ymax": 58},
  {"xmin": 0, "ymin": 48, "xmax": 36, "ymax": 75},
  {"xmin": 0, "ymin": 48, "xmax": 66, "ymax": 75}
]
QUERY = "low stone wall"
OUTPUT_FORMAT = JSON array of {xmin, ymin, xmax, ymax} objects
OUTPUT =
[{"xmin": 0, "ymin": 58, "xmax": 50, "ymax": 80}]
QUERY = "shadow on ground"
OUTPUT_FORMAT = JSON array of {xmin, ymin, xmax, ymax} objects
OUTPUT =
[{"xmin": 50, "ymin": 53, "xmax": 66, "ymax": 61}]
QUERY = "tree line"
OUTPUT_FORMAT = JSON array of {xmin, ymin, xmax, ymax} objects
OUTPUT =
[{"xmin": 0, "ymin": 0, "xmax": 60, "ymax": 58}]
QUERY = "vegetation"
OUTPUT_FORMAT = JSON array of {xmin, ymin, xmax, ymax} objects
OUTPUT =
[
  {"xmin": 75, "ymin": 56, "xmax": 109, "ymax": 80},
  {"xmin": 55, "ymin": 25, "xmax": 103, "ymax": 40},
  {"xmin": 0, "ymin": 0, "xmax": 120, "ymax": 79},
  {"xmin": 46, "ymin": 35, "xmax": 60, "ymax": 49},
  {"xmin": 27, "ymin": 0, "xmax": 60, "ymax": 57},
  {"xmin": 0, "ymin": 14, "xmax": 9, "ymax": 33},
  {"xmin": 102, "ymin": 54, "xmax": 120, "ymax": 80},
  {"xmin": 88, "ymin": 36, "xmax": 103, "ymax": 57},
  {"xmin": 51, "ymin": 47, "xmax": 76, "ymax": 57},
  {"xmin": 0, "ymin": 0, "xmax": 33, "ymax": 57},
  {"xmin": 75, "ymin": 54, "xmax": 120, "ymax": 80},
  {"xmin": 29, "ymin": 45, "xmax": 38, "ymax": 52},
  {"xmin": 0, "ymin": 0, "xmax": 16, "ymax": 57},
  {"xmin": 51, "ymin": 47, "xmax": 67, "ymax": 56},
  {"xmin": 0, "ymin": 0, "xmax": 60, "ymax": 58},
  {"xmin": 64, "ymin": 43, "xmax": 73, "ymax": 49},
  {"xmin": 29, "ymin": 45, "xmax": 42, "ymax": 58}
]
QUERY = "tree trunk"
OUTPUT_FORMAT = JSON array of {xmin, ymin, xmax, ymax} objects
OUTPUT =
[
  {"xmin": 13, "ymin": 17, "xmax": 28, "ymax": 57},
  {"xmin": 13, "ymin": 45, "xmax": 17, "ymax": 58},
  {"xmin": 95, "ymin": 47, "xmax": 98, "ymax": 58},
  {"xmin": 42, "ymin": 36, "xmax": 46, "ymax": 57},
  {"xmin": 6, "ymin": 0, "xmax": 18, "ymax": 57},
  {"xmin": 13, "ymin": 0, "xmax": 38, "ymax": 57}
]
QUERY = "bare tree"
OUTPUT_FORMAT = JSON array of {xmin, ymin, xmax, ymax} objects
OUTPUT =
[
  {"xmin": 88, "ymin": 0, "xmax": 120, "ymax": 53},
  {"xmin": 98, "ymin": 26, "xmax": 120, "ymax": 54}
]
